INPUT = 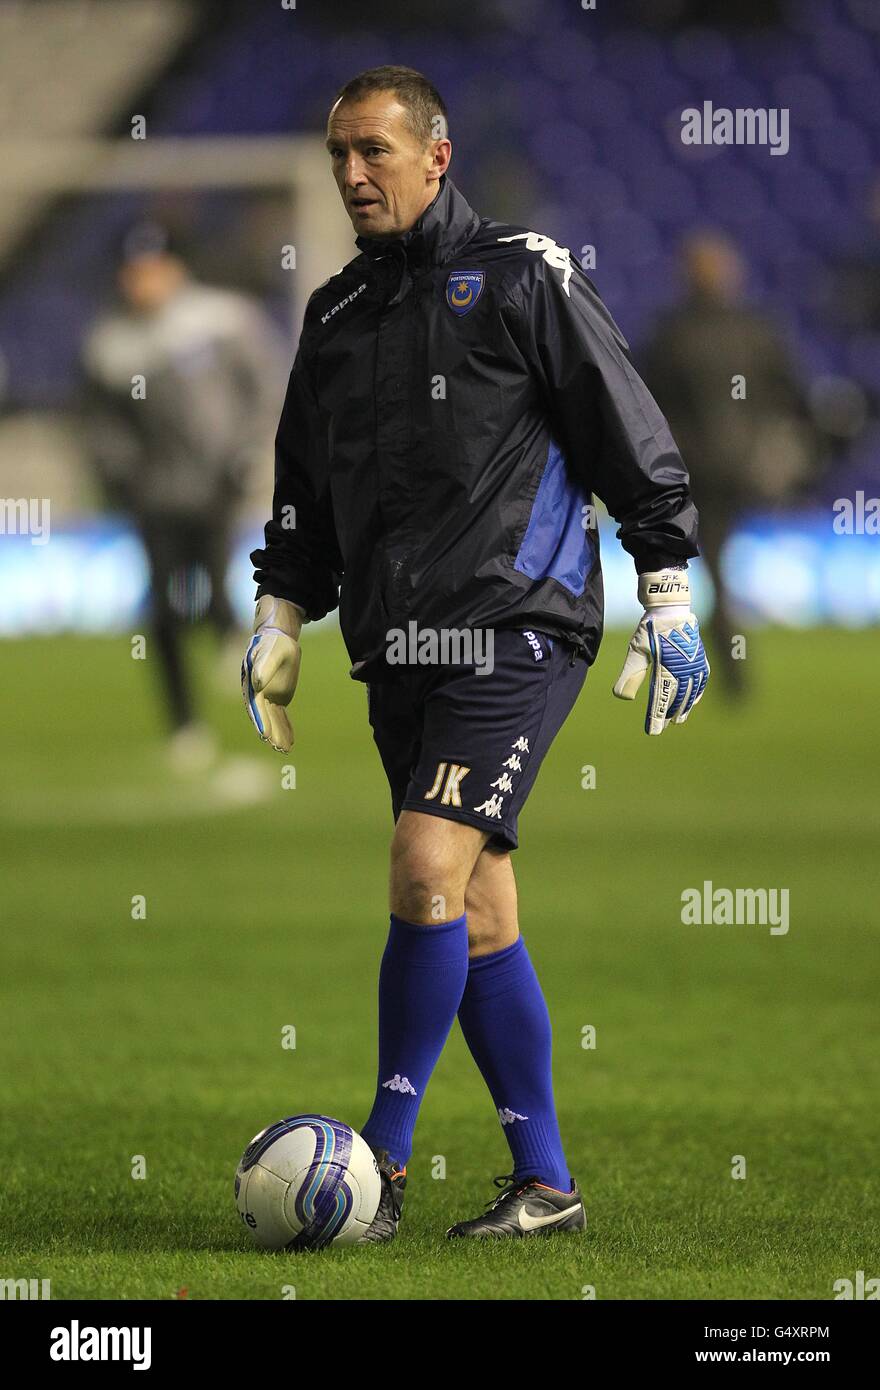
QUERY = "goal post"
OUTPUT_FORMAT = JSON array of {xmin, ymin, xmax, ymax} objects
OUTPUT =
[
  {"xmin": 0, "ymin": 133, "xmax": 355, "ymax": 334},
  {"xmin": 0, "ymin": 133, "xmax": 357, "ymax": 634}
]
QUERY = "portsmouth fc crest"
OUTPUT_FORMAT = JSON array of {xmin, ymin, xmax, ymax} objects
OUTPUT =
[{"xmin": 446, "ymin": 270, "xmax": 485, "ymax": 316}]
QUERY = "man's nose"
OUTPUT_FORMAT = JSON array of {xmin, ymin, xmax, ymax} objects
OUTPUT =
[{"xmin": 344, "ymin": 157, "xmax": 368, "ymax": 186}]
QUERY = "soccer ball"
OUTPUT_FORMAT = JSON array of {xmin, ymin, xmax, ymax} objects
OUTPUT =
[{"xmin": 234, "ymin": 1114, "xmax": 381, "ymax": 1250}]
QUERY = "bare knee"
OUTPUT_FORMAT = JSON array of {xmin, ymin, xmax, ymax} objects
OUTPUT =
[
  {"xmin": 465, "ymin": 847, "xmax": 519, "ymax": 957},
  {"xmin": 390, "ymin": 811, "xmax": 487, "ymax": 924}
]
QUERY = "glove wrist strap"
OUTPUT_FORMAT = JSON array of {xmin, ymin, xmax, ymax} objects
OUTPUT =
[
  {"xmin": 254, "ymin": 594, "xmax": 305, "ymax": 641},
  {"xmin": 637, "ymin": 567, "xmax": 691, "ymax": 611}
]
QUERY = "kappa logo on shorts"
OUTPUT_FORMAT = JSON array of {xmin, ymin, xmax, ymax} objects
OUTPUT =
[
  {"xmin": 424, "ymin": 762, "xmax": 470, "ymax": 807},
  {"xmin": 472, "ymin": 734, "xmax": 531, "ymax": 821},
  {"xmin": 522, "ymin": 630, "xmax": 545, "ymax": 661}
]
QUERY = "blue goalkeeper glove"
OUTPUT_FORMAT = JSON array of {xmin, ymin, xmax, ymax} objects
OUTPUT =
[
  {"xmin": 612, "ymin": 568, "xmax": 710, "ymax": 735},
  {"xmin": 241, "ymin": 595, "xmax": 305, "ymax": 753}
]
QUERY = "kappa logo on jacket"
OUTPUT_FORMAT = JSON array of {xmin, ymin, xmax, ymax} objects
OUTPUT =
[
  {"xmin": 321, "ymin": 282, "xmax": 368, "ymax": 325},
  {"xmin": 497, "ymin": 232, "xmax": 573, "ymax": 296}
]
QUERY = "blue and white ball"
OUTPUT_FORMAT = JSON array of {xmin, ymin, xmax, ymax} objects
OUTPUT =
[{"xmin": 235, "ymin": 1115, "xmax": 381, "ymax": 1250}]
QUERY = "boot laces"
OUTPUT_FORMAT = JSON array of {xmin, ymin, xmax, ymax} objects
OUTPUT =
[{"xmin": 486, "ymin": 1173, "xmax": 540, "ymax": 1211}]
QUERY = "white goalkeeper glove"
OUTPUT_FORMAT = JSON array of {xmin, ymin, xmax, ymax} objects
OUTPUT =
[
  {"xmin": 241, "ymin": 595, "xmax": 305, "ymax": 753},
  {"xmin": 612, "ymin": 567, "xmax": 710, "ymax": 736}
]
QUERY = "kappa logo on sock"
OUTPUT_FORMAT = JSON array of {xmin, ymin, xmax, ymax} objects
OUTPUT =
[
  {"xmin": 382, "ymin": 1074, "xmax": 417, "ymax": 1095},
  {"xmin": 498, "ymin": 1106, "xmax": 529, "ymax": 1125}
]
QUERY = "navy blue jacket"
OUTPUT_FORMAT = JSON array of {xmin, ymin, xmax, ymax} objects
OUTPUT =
[{"xmin": 252, "ymin": 174, "xmax": 699, "ymax": 677}]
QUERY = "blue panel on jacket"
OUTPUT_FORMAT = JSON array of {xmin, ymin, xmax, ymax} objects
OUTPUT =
[{"xmin": 514, "ymin": 439, "xmax": 591, "ymax": 596}]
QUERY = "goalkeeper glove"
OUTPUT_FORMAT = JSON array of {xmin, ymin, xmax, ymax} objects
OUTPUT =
[
  {"xmin": 612, "ymin": 567, "xmax": 710, "ymax": 735},
  {"xmin": 241, "ymin": 595, "xmax": 305, "ymax": 753}
]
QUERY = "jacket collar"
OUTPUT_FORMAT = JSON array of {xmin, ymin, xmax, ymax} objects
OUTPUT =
[{"xmin": 355, "ymin": 174, "xmax": 481, "ymax": 273}]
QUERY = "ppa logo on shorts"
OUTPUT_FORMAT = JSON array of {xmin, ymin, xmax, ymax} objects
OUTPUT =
[
  {"xmin": 522, "ymin": 630, "xmax": 545, "ymax": 661},
  {"xmin": 50, "ymin": 1320, "xmax": 151, "ymax": 1370}
]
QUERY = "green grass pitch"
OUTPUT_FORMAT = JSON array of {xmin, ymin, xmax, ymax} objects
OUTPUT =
[{"xmin": 0, "ymin": 626, "xmax": 877, "ymax": 1300}]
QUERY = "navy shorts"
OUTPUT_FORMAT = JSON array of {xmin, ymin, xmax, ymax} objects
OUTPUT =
[{"xmin": 366, "ymin": 628, "xmax": 588, "ymax": 851}]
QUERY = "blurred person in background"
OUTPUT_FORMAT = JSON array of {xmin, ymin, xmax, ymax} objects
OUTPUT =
[
  {"xmin": 80, "ymin": 221, "xmax": 286, "ymax": 769},
  {"xmin": 817, "ymin": 174, "xmax": 880, "ymax": 468},
  {"xmin": 825, "ymin": 173, "xmax": 880, "ymax": 338},
  {"xmin": 641, "ymin": 231, "xmax": 817, "ymax": 695}
]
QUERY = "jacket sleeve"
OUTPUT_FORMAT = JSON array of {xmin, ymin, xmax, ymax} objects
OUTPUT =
[
  {"xmin": 513, "ymin": 259, "xmax": 700, "ymax": 572},
  {"xmin": 250, "ymin": 330, "xmax": 344, "ymax": 620}
]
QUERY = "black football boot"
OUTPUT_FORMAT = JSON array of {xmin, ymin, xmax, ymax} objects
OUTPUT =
[
  {"xmin": 359, "ymin": 1148, "xmax": 407, "ymax": 1243},
  {"xmin": 446, "ymin": 1172, "xmax": 585, "ymax": 1239}
]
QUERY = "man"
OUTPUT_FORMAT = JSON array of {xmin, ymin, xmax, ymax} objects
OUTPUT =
[
  {"xmin": 244, "ymin": 66, "xmax": 709, "ymax": 1242},
  {"xmin": 641, "ymin": 231, "xmax": 813, "ymax": 695},
  {"xmin": 82, "ymin": 220, "xmax": 285, "ymax": 768}
]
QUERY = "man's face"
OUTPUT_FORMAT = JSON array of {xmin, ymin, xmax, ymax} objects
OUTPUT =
[
  {"xmin": 326, "ymin": 91, "xmax": 450, "ymax": 239},
  {"xmin": 117, "ymin": 254, "xmax": 186, "ymax": 314},
  {"xmin": 684, "ymin": 236, "xmax": 744, "ymax": 303}
]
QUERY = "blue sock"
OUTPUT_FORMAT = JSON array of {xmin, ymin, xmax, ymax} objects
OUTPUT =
[
  {"xmin": 361, "ymin": 912, "xmax": 469, "ymax": 1169},
  {"xmin": 457, "ymin": 936, "xmax": 571, "ymax": 1192}
]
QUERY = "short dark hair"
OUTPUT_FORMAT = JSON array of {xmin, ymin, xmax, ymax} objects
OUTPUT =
[
  {"xmin": 331, "ymin": 66, "xmax": 449, "ymax": 147},
  {"xmin": 115, "ymin": 219, "xmax": 190, "ymax": 267}
]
